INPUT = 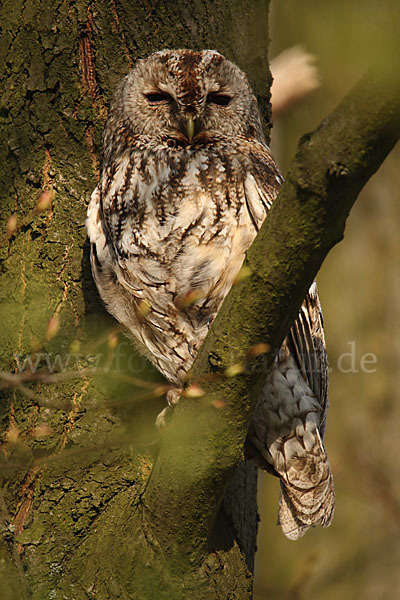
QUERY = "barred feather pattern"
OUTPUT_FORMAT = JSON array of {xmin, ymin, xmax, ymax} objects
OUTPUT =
[
  {"xmin": 248, "ymin": 286, "xmax": 334, "ymax": 539},
  {"xmin": 86, "ymin": 49, "xmax": 334, "ymax": 539}
]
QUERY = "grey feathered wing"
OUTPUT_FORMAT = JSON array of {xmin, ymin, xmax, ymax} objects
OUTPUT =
[
  {"xmin": 248, "ymin": 284, "xmax": 335, "ymax": 540},
  {"xmin": 243, "ymin": 145, "xmax": 335, "ymax": 539}
]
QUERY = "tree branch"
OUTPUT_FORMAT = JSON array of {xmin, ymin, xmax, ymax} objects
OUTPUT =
[{"xmin": 143, "ymin": 40, "xmax": 400, "ymax": 563}]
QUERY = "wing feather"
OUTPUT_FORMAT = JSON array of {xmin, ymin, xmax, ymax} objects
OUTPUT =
[
  {"xmin": 241, "ymin": 140, "xmax": 328, "ymax": 428},
  {"xmin": 244, "ymin": 142, "xmax": 334, "ymax": 539},
  {"xmin": 287, "ymin": 283, "xmax": 329, "ymax": 436}
]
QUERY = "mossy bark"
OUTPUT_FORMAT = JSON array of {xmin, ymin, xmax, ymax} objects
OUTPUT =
[{"xmin": 0, "ymin": 1, "xmax": 270, "ymax": 599}]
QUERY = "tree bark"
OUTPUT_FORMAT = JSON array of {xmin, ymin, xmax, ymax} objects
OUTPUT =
[{"xmin": 0, "ymin": 1, "xmax": 270, "ymax": 599}]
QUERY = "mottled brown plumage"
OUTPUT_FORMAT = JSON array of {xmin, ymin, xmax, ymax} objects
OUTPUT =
[{"xmin": 86, "ymin": 49, "xmax": 334, "ymax": 539}]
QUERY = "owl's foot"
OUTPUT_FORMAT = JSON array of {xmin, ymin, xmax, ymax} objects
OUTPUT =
[
  {"xmin": 166, "ymin": 388, "xmax": 182, "ymax": 407},
  {"xmin": 207, "ymin": 315, "xmax": 214, "ymax": 328},
  {"xmin": 155, "ymin": 388, "xmax": 182, "ymax": 428}
]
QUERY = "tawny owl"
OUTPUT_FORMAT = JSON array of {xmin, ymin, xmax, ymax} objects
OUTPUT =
[{"xmin": 86, "ymin": 49, "xmax": 335, "ymax": 540}]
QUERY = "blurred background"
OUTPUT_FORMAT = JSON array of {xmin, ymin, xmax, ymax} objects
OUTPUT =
[{"xmin": 254, "ymin": 1, "xmax": 400, "ymax": 598}]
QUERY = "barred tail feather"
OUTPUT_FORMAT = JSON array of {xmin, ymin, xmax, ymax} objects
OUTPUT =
[{"xmin": 277, "ymin": 430, "xmax": 335, "ymax": 540}]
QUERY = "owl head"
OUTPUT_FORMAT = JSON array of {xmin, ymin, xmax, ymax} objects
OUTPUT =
[{"xmin": 104, "ymin": 49, "xmax": 265, "ymax": 149}]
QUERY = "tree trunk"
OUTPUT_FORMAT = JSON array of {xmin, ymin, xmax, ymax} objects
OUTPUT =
[{"xmin": 0, "ymin": 1, "xmax": 270, "ymax": 598}]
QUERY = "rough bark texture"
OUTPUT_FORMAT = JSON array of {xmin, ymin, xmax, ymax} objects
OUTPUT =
[{"xmin": 0, "ymin": 1, "xmax": 269, "ymax": 599}]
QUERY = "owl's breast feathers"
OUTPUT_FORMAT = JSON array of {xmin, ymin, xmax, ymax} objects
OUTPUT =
[{"xmin": 87, "ymin": 134, "xmax": 281, "ymax": 382}]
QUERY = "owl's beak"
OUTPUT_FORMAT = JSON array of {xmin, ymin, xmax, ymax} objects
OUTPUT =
[{"xmin": 185, "ymin": 116, "xmax": 195, "ymax": 142}]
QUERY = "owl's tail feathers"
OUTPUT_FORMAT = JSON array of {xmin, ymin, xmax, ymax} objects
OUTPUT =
[{"xmin": 277, "ymin": 428, "xmax": 335, "ymax": 540}]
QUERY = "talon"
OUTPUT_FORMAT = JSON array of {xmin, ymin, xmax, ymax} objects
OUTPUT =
[
  {"xmin": 188, "ymin": 341, "xmax": 197, "ymax": 358},
  {"xmin": 156, "ymin": 388, "xmax": 182, "ymax": 428},
  {"xmin": 156, "ymin": 406, "xmax": 173, "ymax": 429},
  {"xmin": 166, "ymin": 388, "xmax": 182, "ymax": 407},
  {"xmin": 207, "ymin": 315, "xmax": 215, "ymax": 329}
]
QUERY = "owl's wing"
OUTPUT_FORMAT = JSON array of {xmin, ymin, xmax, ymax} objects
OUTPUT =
[
  {"xmin": 240, "ymin": 138, "xmax": 283, "ymax": 220},
  {"xmin": 86, "ymin": 182, "xmax": 158, "ymax": 366},
  {"xmin": 287, "ymin": 282, "xmax": 329, "ymax": 436},
  {"xmin": 242, "ymin": 139, "xmax": 328, "ymax": 422},
  {"xmin": 244, "ymin": 140, "xmax": 334, "ymax": 539}
]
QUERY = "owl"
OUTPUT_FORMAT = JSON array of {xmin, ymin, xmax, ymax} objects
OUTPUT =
[{"xmin": 86, "ymin": 49, "xmax": 335, "ymax": 540}]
